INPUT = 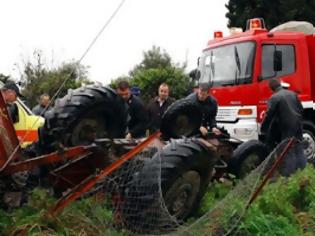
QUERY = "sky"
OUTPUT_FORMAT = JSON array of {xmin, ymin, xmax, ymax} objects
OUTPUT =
[{"xmin": 0, "ymin": 0, "xmax": 229, "ymax": 85}]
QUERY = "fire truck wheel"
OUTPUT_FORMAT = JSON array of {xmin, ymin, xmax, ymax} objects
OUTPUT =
[
  {"xmin": 123, "ymin": 139, "xmax": 216, "ymax": 233},
  {"xmin": 39, "ymin": 85, "xmax": 128, "ymax": 150},
  {"xmin": 160, "ymin": 99, "xmax": 202, "ymax": 140},
  {"xmin": 229, "ymin": 140, "xmax": 269, "ymax": 178},
  {"xmin": 302, "ymin": 121, "xmax": 315, "ymax": 163}
]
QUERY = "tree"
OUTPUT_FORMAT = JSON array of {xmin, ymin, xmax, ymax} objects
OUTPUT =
[
  {"xmin": 225, "ymin": 0, "xmax": 315, "ymax": 30},
  {"xmin": 132, "ymin": 66, "xmax": 191, "ymax": 102},
  {"xmin": 111, "ymin": 46, "xmax": 193, "ymax": 102},
  {"xmin": 18, "ymin": 50, "xmax": 92, "ymax": 107},
  {"xmin": 0, "ymin": 73, "xmax": 11, "ymax": 84},
  {"xmin": 130, "ymin": 46, "xmax": 172, "ymax": 76}
]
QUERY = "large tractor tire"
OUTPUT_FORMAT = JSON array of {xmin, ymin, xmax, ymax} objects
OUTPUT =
[
  {"xmin": 228, "ymin": 140, "xmax": 269, "ymax": 178},
  {"xmin": 39, "ymin": 85, "xmax": 128, "ymax": 151},
  {"xmin": 160, "ymin": 98, "xmax": 202, "ymax": 140},
  {"xmin": 123, "ymin": 138, "xmax": 217, "ymax": 233}
]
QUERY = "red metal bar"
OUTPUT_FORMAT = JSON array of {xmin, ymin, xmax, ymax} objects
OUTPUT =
[
  {"xmin": 50, "ymin": 131, "xmax": 161, "ymax": 215},
  {"xmin": 247, "ymin": 138, "xmax": 296, "ymax": 208},
  {"xmin": 1, "ymin": 146, "xmax": 91, "ymax": 175},
  {"xmin": 0, "ymin": 93, "xmax": 20, "ymax": 168}
]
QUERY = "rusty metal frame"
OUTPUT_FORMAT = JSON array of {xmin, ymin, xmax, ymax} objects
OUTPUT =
[
  {"xmin": 1, "ymin": 146, "xmax": 93, "ymax": 175},
  {"xmin": 50, "ymin": 131, "xmax": 161, "ymax": 215}
]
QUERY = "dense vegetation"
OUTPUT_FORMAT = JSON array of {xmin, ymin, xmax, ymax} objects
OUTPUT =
[
  {"xmin": 0, "ymin": 189, "xmax": 128, "ymax": 235},
  {"xmin": 19, "ymin": 50, "xmax": 92, "ymax": 108},
  {"xmin": 225, "ymin": 0, "xmax": 315, "ymax": 30},
  {"xmin": 110, "ymin": 46, "xmax": 193, "ymax": 102},
  {"xmin": 1, "ymin": 165, "xmax": 315, "ymax": 235},
  {"xmin": 196, "ymin": 165, "xmax": 315, "ymax": 235}
]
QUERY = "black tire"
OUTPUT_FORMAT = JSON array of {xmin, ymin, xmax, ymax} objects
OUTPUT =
[
  {"xmin": 228, "ymin": 140, "xmax": 269, "ymax": 178},
  {"xmin": 302, "ymin": 121, "xmax": 315, "ymax": 163},
  {"xmin": 160, "ymin": 98, "xmax": 202, "ymax": 139},
  {"xmin": 39, "ymin": 85, "xmax": 128, "ymax": 150},
  {"xmin": 123, "ymin": 139, "xmax": 217, "ymax": 233}
]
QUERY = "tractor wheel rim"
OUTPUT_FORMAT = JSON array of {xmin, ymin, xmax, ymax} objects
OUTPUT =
[
  {"xmin": 174, "ymin": 115, "xmax": 194, "ymax": 136},
  {"xmin": 165, "ymin": 170, "xmax": 201, "ymax": 219},
  {"xmin": 172, "ymin": 185, "xmax": 190, "ymax": 213},
  {"xmin": 303, "ymin": 132, "xmax": 315, "ymax": 161},
  {"xmin": 71, "ymin": 118, "xmax": 106, "ymax": 145}
]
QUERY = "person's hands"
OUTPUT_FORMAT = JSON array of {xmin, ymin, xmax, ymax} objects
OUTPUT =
[
  {"xmin": 125, "ymin": 133, "xmax": 132, "ymax": 140},
  {"xmin": 199, "ymin": 126, "xmax": 208, "ymax": 136},
  {"xmin": 212, "ymin": 127, "xmax": 222, "ymax": 136}
]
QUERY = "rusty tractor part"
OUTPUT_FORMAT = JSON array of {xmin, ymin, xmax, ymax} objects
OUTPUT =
[{"xmin": 50, "ymin": 131, "xmax": 161, "ymax": 215}]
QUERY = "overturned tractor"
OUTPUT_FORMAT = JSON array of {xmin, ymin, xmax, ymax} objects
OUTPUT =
[{"xmin": 0, "ymin": 84, "xmax": 269, "ymax": 233}]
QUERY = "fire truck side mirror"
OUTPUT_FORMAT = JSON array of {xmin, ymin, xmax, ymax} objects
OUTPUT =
[
  {"xmin": 189, "ymin": 69, "xmax": 201, "ymax": 81},
  {"xmin": 273, "ymin": 50, "xmax": 283, "ymax": 72}
]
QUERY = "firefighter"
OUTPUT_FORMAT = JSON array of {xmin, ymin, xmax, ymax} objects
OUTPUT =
[
  {"xmin": 147, "ymin": 83, "xmax": 175, "ymax": 133},
  {"xmin": 1, "ymin": 80, "xmax": 21, "ymax": 123},
  {"xmin": 186, "ymin": 83, "xmax": 221, "ymax": 136},
  {"xmin": 116, "ymin": 81, "xmax": 148, "ymax": 139},
  {"xmin": 261, "ymin": 78, "xmax": 307, "ymax": 176}
]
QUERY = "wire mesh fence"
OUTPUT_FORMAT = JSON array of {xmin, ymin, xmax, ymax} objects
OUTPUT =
[
  {"xmin": 70, "ymin": 138, "xmax": 302, "ymax": 235},
  {"xmin": 1, "ymin": 137, "xmax": 306, "ymax": 235},
  {"xmin": 173, "ymin": 138, "xmax": 302, "ymax": 236}
]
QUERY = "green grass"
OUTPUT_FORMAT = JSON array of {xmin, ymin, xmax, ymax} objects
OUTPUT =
[
  {"xmin": 0, "ymin": 189, "xmax": 129, "ymax": 235},
  {"xmin": 238, "ymin": 165, "xmax": 315, "ymax": 236},
  {"xmin": 1, "ymin": 165, "xmax": 315, "ymax": 235},
  {"xmin": 195, "ymin": 165, "xmax": 315, "ymax": 236}
]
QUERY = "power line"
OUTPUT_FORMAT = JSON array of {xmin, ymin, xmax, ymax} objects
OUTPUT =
[
  {"xmin": 79, "ymin": 0, "xmax": 127, "ymax": 63},
  {"xmin": 48, "ymin": 0, "xmax": 127, "ymax": 117},
  {"xmin": 2, "ymin": 0, "xmax": 128, "ymax": 171}
]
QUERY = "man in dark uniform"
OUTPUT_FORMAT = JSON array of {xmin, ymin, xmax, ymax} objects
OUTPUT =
[
  {"xmin": 147, "ymin": 83, "xmax": 175, "ymax": 133},
  {"xmin": 261, "ymin": 78, "xmax": 306, "ymax": 176},
  {"xmin": 186, "ymin": 83, "xmax": 221, "ymax": 136},
  {"xmin": 32, "ymin": 93, "xmax": 51, "ymax": 117},
  {"xmin": 1, "ymin": 80, "xmax": 21, "ymax": 123},
  {"xmin": 116, "ymin": 81, "xmax": 148, "ymax": 139}
]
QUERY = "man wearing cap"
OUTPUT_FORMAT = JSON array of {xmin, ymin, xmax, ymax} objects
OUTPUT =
[
  {"xmin": 261, "ymin": 78, "xmax": 306, "ymax": 176},
  {"xmin": 1, "ymin": 80, "xmax": 21, "ymax": 123},
  {"xmin": 186, "ymin": 83, "xmax": 221, "ymax": 136}
]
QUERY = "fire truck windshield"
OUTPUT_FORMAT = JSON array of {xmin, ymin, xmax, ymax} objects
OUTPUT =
[{"xmin": 199, "ymin": 41, "xmax": 255, "ymax": 87}]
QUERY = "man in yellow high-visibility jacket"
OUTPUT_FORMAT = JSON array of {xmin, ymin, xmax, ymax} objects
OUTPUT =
[{"xmin": 1, "ymin": 81, "xmax": 44, "ymax": 147}]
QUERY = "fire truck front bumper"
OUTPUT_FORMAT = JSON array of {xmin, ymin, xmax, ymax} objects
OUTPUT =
[{"xmin": 217, "ymin": 119, "xmax": 259, "ymax": 141}]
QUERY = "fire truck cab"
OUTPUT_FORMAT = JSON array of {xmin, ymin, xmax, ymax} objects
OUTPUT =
[{"xmin": 197, "ymin": 18, "xmax": 315, "ymax": 160}]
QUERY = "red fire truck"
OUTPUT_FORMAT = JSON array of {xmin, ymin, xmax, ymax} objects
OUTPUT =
[{"xmin": 196, "ymin": 18, "xmax": 315, "ymax": 160}]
